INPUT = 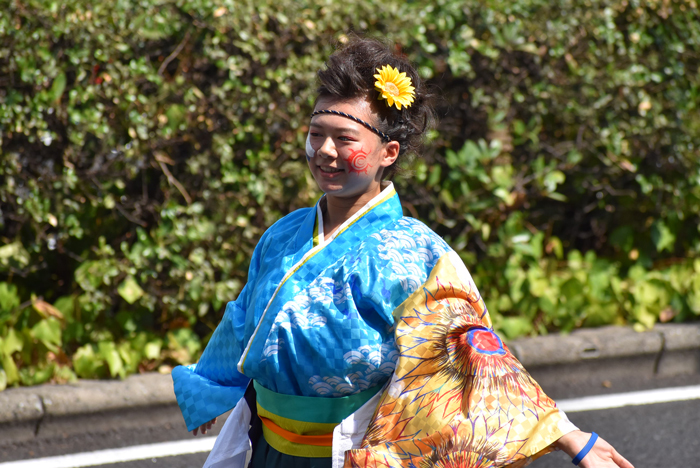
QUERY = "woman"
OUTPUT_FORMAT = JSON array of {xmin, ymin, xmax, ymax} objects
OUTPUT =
[{"xmin": 172, "ymin": 37, "xmax": 633, "ymax": 468}]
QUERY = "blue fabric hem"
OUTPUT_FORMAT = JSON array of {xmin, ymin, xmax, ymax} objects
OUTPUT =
[{"xmin": 172, "ymin": 364, "xmax": 248, "ymax": 431}]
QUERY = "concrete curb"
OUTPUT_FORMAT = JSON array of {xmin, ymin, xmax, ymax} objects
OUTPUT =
[
  {"xmin": 0, "ymin": 372, "xmax": 178, "ymax": 446},
  {"xmin": 508, "ymin": 323, "xmax": 700, "ymax": 391},
  {"xmin": 509, "ymin": 323, "xmax": 700, "ymax": 366},
  {"xmin": 1, "ymin": 324, "xmax": 699, "ymax": 447}
]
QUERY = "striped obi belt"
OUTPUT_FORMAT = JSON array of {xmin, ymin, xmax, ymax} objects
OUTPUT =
[{"xmin": 253, "ymin": 381, "xmax": 381, "ymax": 458}]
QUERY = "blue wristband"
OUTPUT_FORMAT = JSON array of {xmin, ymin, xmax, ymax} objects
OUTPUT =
[{"xmin": 572, "ymin": 432, "xmax": 598, "ymax": 465}]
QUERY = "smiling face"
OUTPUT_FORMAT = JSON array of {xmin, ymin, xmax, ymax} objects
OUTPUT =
[{"xmin": 307, "ymin": 96, "xmax": 399, "ymax": 204}]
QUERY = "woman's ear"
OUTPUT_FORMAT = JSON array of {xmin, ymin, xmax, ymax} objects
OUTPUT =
[{"xmin": 381, "ymin": 140, "xmax": 400, "ymax": 167}]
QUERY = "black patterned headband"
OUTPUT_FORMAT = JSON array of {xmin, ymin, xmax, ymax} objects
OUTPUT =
[{"xmin": 311, "ymin": 109, "xmax": 391, "ymax": 143}]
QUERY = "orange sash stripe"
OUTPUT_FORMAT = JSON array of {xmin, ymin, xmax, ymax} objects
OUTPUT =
[{"xmin": 259, "ymin": 416, "xmax": 333, "ymax": 447}]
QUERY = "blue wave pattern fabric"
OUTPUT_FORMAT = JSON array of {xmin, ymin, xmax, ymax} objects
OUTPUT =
[{"xmin": 172, "ymin": 185, "xmax": 449, "ymax": 431}]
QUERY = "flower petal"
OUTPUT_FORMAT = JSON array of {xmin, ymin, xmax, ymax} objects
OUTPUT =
[{"xmin": 374, "ymin": 64, "xmax": 415, "ymax": 109}]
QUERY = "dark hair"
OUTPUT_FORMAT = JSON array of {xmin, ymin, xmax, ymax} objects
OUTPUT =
[{"xmin": 316, "ymin": 35, "xmax": 435, "ymax": 178}]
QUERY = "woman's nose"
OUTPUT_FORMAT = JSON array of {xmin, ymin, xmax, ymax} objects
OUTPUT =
[{"xmin": 317, "ymin": 137, "xmax": 337, "ymax": 159}]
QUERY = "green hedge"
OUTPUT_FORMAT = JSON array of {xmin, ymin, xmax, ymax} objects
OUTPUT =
[{"xmin": 1, "ymin": 0, "xmax": 699, "ymax": 388}]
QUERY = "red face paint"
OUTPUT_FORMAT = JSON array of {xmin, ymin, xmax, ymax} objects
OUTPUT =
[{"xmin": 345, "ymin": 147, "xmax": 372, "ymax": 174}]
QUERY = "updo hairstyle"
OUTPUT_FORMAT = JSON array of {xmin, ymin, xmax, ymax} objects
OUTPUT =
[{"xmin": 316, "ymin": 35, "xmax": 435, "ymax": 178}]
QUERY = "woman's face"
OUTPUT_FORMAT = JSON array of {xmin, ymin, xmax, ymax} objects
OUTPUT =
[{"xmin": 307, "ymin": 96, "xmax": 399, "ymax": 202}]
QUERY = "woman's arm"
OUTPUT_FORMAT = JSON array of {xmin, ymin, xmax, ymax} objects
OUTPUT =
[{"xmin": 555, "ymin": 430, "xmax": 634, "ymax": 468}]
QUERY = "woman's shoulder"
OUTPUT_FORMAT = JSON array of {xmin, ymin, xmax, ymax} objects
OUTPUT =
[
  {"xmin": 251, "ymin": 207, "xmax": 313, "ymax": 257},
  {"xmin": 393, "ymin": 216, "xmax": 449, "ymax": 245},
  {"xmin": 369, "ymin": 216, "xmax": 452, "ymax": 256},
  {"xmin": 263, "ymin": 207, "xmax": 314, "ymax": 237},
  {"xmin": 357, "ymin": 216, "xmax": 453, "ymax": 295}
]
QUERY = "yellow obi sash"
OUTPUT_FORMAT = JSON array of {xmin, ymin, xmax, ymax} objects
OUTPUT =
[{"xmin": 254, "ymin": 381, "xmax": 380, "ymax": 458}]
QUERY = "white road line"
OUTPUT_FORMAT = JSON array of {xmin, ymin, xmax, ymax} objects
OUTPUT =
[
  {"xmin": 557, "ymin": 384, "xmax": 700, "ymax": 413},
  {"xmin": 0, "ymin": 437, "xmax": 216, "ymax": 468},
  {"xmin": 3, "ymin": 385, "xmax": 700, "ymax": 468}
]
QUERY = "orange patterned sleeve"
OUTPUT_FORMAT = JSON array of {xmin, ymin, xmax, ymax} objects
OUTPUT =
[{"xmin": 345, "ymin": 252, "xmax": 569, "ymax": 468}]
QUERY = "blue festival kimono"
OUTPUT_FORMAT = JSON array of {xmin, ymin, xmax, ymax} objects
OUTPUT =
[
  {"xmin": 172, "ymin": 183, "xmax": 574, "ymax": 467},
  {"xmin": 173, "ymin": 183, "xmax": 447, "ymax": 426}
]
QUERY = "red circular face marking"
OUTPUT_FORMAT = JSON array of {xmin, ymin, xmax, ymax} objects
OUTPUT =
[{"xmin": 345, "ymin": 147, "xmax": 372, "ymax": 174}]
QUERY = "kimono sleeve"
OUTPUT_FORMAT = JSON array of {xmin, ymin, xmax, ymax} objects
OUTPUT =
[
  {"xmin": 345, "ymin": 251, "xmax": 576, "ymax": 467},
  {"xmin": 171, "ymin": 229, "xmax": 270, "ymax": 432}
]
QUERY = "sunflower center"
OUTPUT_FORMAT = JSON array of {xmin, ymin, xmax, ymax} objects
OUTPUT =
[{"xmin": 384, "ymin": 82, "xmax": 400, "ymax": 97}]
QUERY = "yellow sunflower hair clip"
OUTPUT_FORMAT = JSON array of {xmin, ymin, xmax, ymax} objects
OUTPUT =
[{"xmin": 374, "ymin": 64, "xmax": 415, "ymax": 110}]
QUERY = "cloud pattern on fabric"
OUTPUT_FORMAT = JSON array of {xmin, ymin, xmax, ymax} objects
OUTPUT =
[
  {"xmin": 308, "ymin": 342, "xmax": 400, "ymax": 396},
  {"xmin": 371, "ymin": 218, "xmax": 449, "ymax": 294},
  {"xmin": 262, "ymin": 278, "xmax": 334, "ymax": 358}
]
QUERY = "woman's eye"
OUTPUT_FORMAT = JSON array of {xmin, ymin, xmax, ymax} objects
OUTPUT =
[
  {"xmin": 338, "ymin": 136, "xmax": 354, "ymax": 142},
  {"xmin": 309, "ymin": 132, "xmax": 322, "ymax": 138}
]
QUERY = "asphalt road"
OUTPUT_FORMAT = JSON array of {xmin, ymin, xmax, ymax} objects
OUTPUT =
[
  {"xmin": 2, "ymin": 373, "xmax": 699, "ymax": 468},
  {"xmin": 97, "ymin": 454, "xmax": 209, "ymax": 468},
  {"xmin": 532, "ymin": 399, "xmax": 700, "ymax": 468},
  {"xmin": 530, "ymin": 372, "xmax": 700, "ymax": 468}
]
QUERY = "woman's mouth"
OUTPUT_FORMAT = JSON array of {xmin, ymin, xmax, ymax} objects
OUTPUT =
[{"xmin": 319, "ymin": 166, "xmax": 343, "ymax": 174}]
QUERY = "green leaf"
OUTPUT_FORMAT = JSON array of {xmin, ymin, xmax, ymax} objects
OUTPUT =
[
  {"xmin": 634, "ymin": 280, "xmax": 667, "ymax": 306},
  {"xmin": 31, "ymin": 318, "xmax": 62, "ymax": 352},
  {"xmin": 498, "ymin": 317, "xmax": 533, "ymax": 339},
  {"xmin": 427, "ymin": 165, "xmax": 441, "ymax": 188},
  {"xmin": 2, "ymin": 329, "xmax": 24, "ymax": 356},
  {"xmin": 118, "ymin": 277, "xmax": 144, "ymax": 304},
  {"xmin": 0, "ymin": 283, "xmax": 20, "ymax": 313},
  {"xmin": 0, "ymin": 354, "xmax": 19, "ymax": 384},
  {"xmin": 543, "ymin": 170, "xmax": 565, "ymax": 192},
  {"xmin": 20, "ymin": 363, "xmax": 55, "ymax": 386},
  {"xmin": 73, "ymin": 345, "xmax": 105, "ymax": 379},
  {"xmin": 0, "ymin": 242, "xmax": 30, "ymax": 268},
  {"xmin": 144, "ymin": 340, "xmax": 162, "ymax": 360},
  {"xmin": 529, "ymin": 232, "xmax": 544, "ymax": 260},
  {"xmin": 560, "ymin": 278, "xmax": 586, "ymax": 309},
  {"xmin": 53, "ymin": 296, "xmax": 75, "ymax": 320},
  {"xmin": 546, "ymin": 192, "xmax": 568, "ymax": 202},
  {"xmin": 0, "ymin": 368, "xmax": 7, "ymax": 391},
  {"xmin": 165, "ymin": 104, "xmax": 186, "ymax": 129},
  {"xmin": 651, "ymin": 220, "xmax": 675, "ymax": 252},
  {"xmin": 75, "ymin": 259, "xmax": 120, "ymax": 292},
  {"xmin": 688, "ymin": 291, "xmax": 700, "ymax": 314},
  {"xmin": 98, "ymin": 341, "xmax": 124, "ymax": 378},
  {"xmin": 494, "ymin": 188, "xmax": 515, "ymax": 205},
  {"xmin": 53, "ymin": 366, "xmax": 77, "ymax": 384},
  {"xmin": 610, "ymin": 226, "xmax": 634, "ymax": 252},
  {"xmin": 633, "ymin": 307, "xmax": 657, "ymax": 329},
  {"xmin": 584, "ymin": 303, "xmax": 620, "ymax": 327},
  {"xmin": 547, "ymin": 237, "xmax": 564, "ymax": 259},
  {"xmin": 49, "ymin": 72, "xmax": 66, "ymax": 102},
  {"xmin": 118, "ymin": 342, "xmax": 141, "ymax": 374},
  {"xmin": 167, "ymin": 328, "xmax": 201, "ymax": 365}
]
